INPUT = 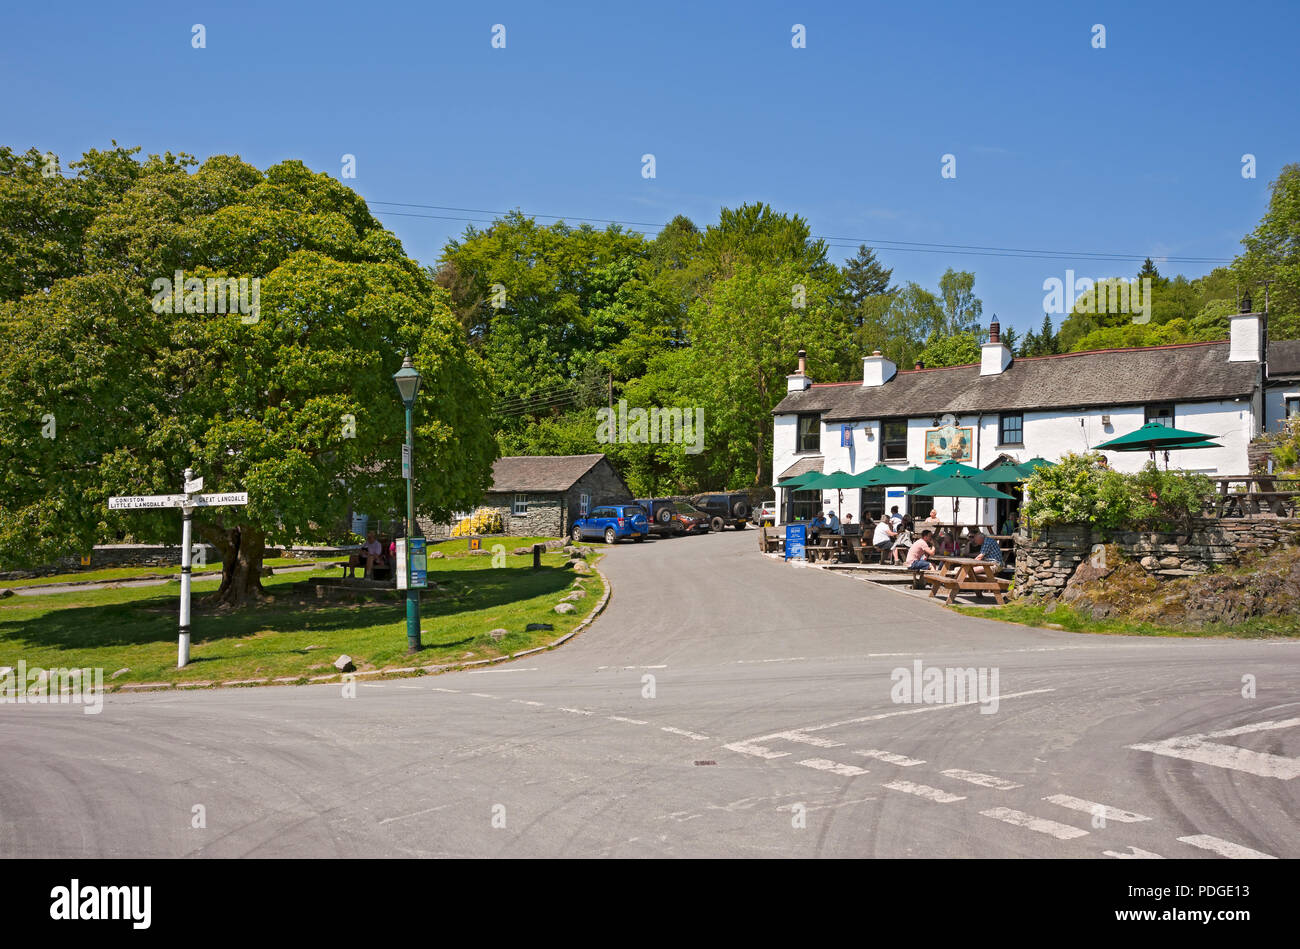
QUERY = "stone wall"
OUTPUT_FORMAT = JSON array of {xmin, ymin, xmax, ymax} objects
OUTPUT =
[{"xmin": 1014, "ymin": 517, "xmax": 1300, "ymax": 600}]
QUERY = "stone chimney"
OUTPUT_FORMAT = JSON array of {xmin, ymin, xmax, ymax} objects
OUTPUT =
[
  {"xmin": 862, "ymin": 350, "xmax": 897, "ymax": 387},
  {"xmin": 980, "ymin": 318, "xmax": 1012, "ymax": 375},
  {"xmin": 787, "ymin": 348, "xmax": 812, "ymax": 392},
  {"xmin": 1228, "ymin": 295, "xmax": 1262, "ymax": 363}
]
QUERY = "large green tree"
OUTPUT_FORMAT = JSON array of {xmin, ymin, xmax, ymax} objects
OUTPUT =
[{"xmin": 0, "ymin": 148, "xmax": 497, "ymax": 606}]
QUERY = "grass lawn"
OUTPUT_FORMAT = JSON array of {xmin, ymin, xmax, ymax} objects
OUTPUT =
[
  {"xmin": 0, "ymin": 538, "xmax": 605, "ymax": 686},
  {"xmin": 952, "ymin": 601, "xmax": 1300, "ymax": 639},
  {"xmin": 1, "ymin": 557, "xmax": 317, "ymax": 588}
]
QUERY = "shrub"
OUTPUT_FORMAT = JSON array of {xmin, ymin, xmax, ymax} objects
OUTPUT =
[
  {"xmin": 1024, "ymin": 452, "xmax": 1133, "ymax": 529},
  {"xmin": 1024, "ymin": 453, "xmax": 1213, "ymax": 530},
  {"xmin": 451, "ymin": 508, "xmax": 505, "ymax": 537}
]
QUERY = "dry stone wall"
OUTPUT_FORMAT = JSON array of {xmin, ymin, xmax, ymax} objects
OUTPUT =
[{"xmin": 1014, "ymin": 518, "xmax": 1300, "ymax": 600}]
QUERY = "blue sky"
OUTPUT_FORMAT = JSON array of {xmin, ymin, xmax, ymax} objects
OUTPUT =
[{"xmin": 4, "ymin": 0, "xmax": 1298, "ymax": 336}]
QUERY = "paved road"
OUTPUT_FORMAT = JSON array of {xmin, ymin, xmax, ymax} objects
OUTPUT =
[{"xmin": 2, "ymin": 529, "xmax": 1297, "ymax": 858}]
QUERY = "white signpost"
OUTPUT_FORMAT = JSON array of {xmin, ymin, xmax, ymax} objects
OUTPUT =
[{"xmin": 108, "ymin": 469, "xmax": 248, "ymax": 668}]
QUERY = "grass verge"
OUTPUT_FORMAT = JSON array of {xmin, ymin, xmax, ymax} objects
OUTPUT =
[
  {"xmin": 952, "ymin": 600, "xmax": 1300, "ymax": 639},
  {"xmin": 0, "ymin": 539, "xmax": 606, "ymax": 686}
]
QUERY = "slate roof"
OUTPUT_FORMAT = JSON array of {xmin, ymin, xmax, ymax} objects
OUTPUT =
[
  {"xmin": 778, "ymin": 455, "xmax": 824, "ymax": 481},
  {"xmin": 490, "ymin": 454, "xmax": 607, "ymax": 493},
  {"xmin": 1269, "ymin": 339, "xmax": 1300, "ymax": 378},
  {"xmin": 773, "ymin": 341, "xmax": 1259, "ymax": 422}
]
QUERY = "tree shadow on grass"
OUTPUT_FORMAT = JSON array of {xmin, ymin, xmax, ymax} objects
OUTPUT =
[{"xmin": 0, "ymin": 566, "xmax": 577, "ymax": 653}]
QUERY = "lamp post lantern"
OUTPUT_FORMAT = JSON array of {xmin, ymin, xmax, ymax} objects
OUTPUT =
[{"xmin": 393, "ymin": 352, "xmax": 422, "ymax": 653}]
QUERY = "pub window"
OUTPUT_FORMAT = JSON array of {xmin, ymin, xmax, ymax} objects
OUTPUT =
[
  {"xmin": 1145, "ymin": 403, "xmax": 1175, "ymax": 427},
  {"xmin": 791, "ymin": 489, "xmax": 821, "ymax": 522},
  {"xmin": 1285, "ymin": 396, "xmax": 1299, "ymax": 419},
  {"xmin": 881, "ymin": 420, "xmax": 908, "ymax": 461},
  {"xmin": 797, "ymin": 413, "xmax": 821, "ymax": 453},
  {"xmin": 999, "ymin": 412, "xmax": 1023, "ymax": 445}
]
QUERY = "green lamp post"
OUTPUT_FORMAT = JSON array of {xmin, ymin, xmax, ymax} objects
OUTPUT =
[{"xmin": 393, "ymin": 352, "xmax": 422, "ymax": 653}]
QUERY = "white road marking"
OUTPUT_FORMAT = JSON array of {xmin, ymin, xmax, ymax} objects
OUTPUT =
[
  {"xmin": 1044, "ymin": 794, "xmax": 1151, "ymax": 823},
  {"xmin": 558, "ymin": 707, "xmax": 593, "ymax": 716},
  {"xmin": 1104, "ymin": 846, "xmax": 1165, "ymax": 859},
  {"xmin": 980, "ymin": 807, "xmax": 1089, "ymax": 840},
  {"xmin": 608, "ymin": 715, "xmax": 649, "ymax": 725},
  {"xmin": 802, "ymin": 689, "xmax": 1055, "ymax": 733},
  {"xmin": 734, "ymin": 657, "xmax": 806, "ymax": 664},
  {"xmin": 883, "ymin": 780, "xmax": 965, "ymax": 803},
  {"xmin": 468, "ymin": 668, "xmax": 537, "ymax": 674},
  {"xmin": 430, "ymin": 687, "xmax": 460, "ymax": 693},
  {"xmin": 360, "ymin": 684, "xmax": 385, "ymax": 689},
  {"xmin": 1177, "ymin": 834, "xmax": 1277, "ymax": 859},
  {"xmin": 469, "ymin": 693, "xmax": 497, "ymax": 699},
  {"xmin": 1129, "ymin": 718, "xmax": 1300, "ymax": 780},
  {"xmin": 722, "ymin": 741, "xmax": 791, "ymax": 760},
  {"xmin": 856, "ymin": 749, "xmax": 925, "ymax": 766},
  {"xmin": 511, "ymin": 699, "xmax": 544, "ymax": 706},
  {"xmin": 798, "ymin": 758, "xmax": 868, "ymax": 777},
  {"xmin": 773, "ymin": 730, "xmax": 844, "ymax": 748},
  {"xmin": 396, "ymin": 685, "xmax": 421, "ymax": 690},
  {"xmin": 940, "ymin": 769, "xmax": 1023, "ymax": 790},
  {"xmin": 661, "ymin": 726, "xmax": 710, "ymax": 741},
  {"xmin": 378, "ymin": 804, "xmax": 450, "ymax": 825}
]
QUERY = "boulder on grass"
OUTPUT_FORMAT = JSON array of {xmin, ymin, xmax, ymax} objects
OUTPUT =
[
  {"xmin": 553, "ymin": 603, "xmax": 576, "ymax": 614},
  {"xmin": 428, "ymin": 551, "xmax": 446, "ymax": 559},
  {"xmin": 571, "ymin": 560, "xmax": 592, "ymax": 574},
  {"xmin": 562, "ymin": 590, "xmax": 587, "ymax": 601},
  {"xmin": 488, "ymin": 628, "xmax": 508, "ymax": 642},
  {"xmin": 334, "ymin": 655, "xmax": 356, "ymax": 673}
]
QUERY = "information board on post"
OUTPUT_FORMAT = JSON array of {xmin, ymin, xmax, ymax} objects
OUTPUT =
[
  {"xmin": 785, "ymin": 524, "xmax": 807, "ymax": 561},
  {"xmin": 408, "ymin": 537, "xmax": 427, "ymax": 589}
]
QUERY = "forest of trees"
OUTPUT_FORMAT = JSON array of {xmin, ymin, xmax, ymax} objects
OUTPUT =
[{"xmin": 434, "ymin": 164, "xmax": 1300, "ymax": 495}]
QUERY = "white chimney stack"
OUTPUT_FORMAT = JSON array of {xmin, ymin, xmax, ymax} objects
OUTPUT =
[
  {"xmin": 862, "ymin": 350, "xmax": 897, "ymax": 387},
  {"xmin": 980, "ymin": 319, "xmax": 1013, "ymax": 375},
  {"xmin": 1228, "ymin": 295, "xmax": 1261, "ymax": 363},
  {"xmin": 787, "ymin": 348, "xmax": 812, "ymax": 392}
]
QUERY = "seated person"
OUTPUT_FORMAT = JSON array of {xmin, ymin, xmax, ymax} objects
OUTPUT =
[
  {"xmin": 347, "ymin": 531, "xmax": 380, "ymax": 578},
  {"xmin": 891, "ymin": 516, "xmax": 914, "ymax": 564},
  {"xmin": 872, "ymin": 518, "xmax": 896, "ymax": 556},
  {"xmin": 905, "ymin": 529, "xmax": 936, "ymax": 572},
  {"xmin": 969, "ymin": 530, "xmax": 1005, "ymax": 569},
  {"xmin": 827, "ymin": 511, "xmax": 841, "ymax": 534},
  {"xmin": 810, "ymin": 512, "xmax": 827, "ymax": 542},
  {"xmin": 1000, "ymin": 511, "xmax": 1019, "ymax": 536}
]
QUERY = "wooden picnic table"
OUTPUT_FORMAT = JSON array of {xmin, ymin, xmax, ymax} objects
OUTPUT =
[{"xmin": 924, "ymin": 555, "xmax": 1011, "ymax": 605}]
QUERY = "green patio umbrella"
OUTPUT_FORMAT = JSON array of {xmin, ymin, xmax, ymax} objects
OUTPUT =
[
  {"xmin": 866, "ymin": 465, "xmax": 937, "ymax": 487},
  {"xmin": 800, "ymin": 470, "xmax": 862, "ymax": 521},
  {"xmin": 908, "ymin": 473, "xmax": 1016, "ymax": 541},
  {"xmin": 930, "ymin": 459, "xmax": 983, "ymax": 479},
  {"xmin": 1094, "ymin": 422, "xmax": 1219, "ymax": 468},
  {"xmin": 976, "ymin": 461, "xmax": 1032, "ymax": 484}
]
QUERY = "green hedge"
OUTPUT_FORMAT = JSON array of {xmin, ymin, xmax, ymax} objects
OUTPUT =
[{"xmin": 1024, "ymin": 452, "xmax": 1213, "ymax": 531}]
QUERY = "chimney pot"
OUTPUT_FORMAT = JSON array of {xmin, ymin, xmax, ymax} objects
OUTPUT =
[
  {"xmin": 797, "ymin": 349, "xmax": 807, "ymax": 374},
  {"xmin": 871, "ymin": 350, "xmax": 882, "ymax": 357},
  {"xmin": 989, "ymin": 319, "xmax": 1000, "ymax": 343},
  {"xmin": 1241, "ymin": 292, "xmax": 1252, "ymax": 314},
  {"xmin": 914, "ymin": 360, "xmax": 924, "ymax": 370}
]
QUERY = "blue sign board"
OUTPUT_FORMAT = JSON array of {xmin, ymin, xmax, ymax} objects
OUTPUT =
[
  {"xmin": 408, "ymin": 537, "xmax": 427, "ymax": 589},
  {"xmin": 785, "ymin": 524, "xmax": 807, "ymax": 561}
]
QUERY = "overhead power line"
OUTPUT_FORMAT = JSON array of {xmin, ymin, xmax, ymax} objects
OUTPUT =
[{"xmin": 368, "ymin": 199, "xmax": 1235, "ymax": 265}]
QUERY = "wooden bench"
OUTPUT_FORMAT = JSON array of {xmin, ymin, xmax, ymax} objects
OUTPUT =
[{"xmin": 924, "ymin": 557, "xmax": 1013, "ymax": 605}]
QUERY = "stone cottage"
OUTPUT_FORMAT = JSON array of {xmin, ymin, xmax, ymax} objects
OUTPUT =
[{"xmin": 482, "ymin": 454, "xmax": 634, "ymax": 537}]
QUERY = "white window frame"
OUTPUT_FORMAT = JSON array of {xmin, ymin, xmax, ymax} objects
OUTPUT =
[
  {"xmin": 579, "ymin": 492, "xmax": 590, "ymax": 516},
  {"xmin": 513, "ymin": 493, "xmax": 529, "ymax": 516}
]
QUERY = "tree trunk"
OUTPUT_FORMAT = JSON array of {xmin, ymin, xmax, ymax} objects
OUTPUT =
[{"xmin": 207, "ymin": 525, "xmax": 267, "ymax": 609}]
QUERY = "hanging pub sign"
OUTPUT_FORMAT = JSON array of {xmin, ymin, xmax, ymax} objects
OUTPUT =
[{"xmin": 924, "ymin": 425, "xmax": 973, "ymax": 463}]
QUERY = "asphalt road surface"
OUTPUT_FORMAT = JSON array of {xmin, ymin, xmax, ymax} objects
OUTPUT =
[{"xmin": 3, "ymin": 529, "xmax": 1297, "ymax": 858}]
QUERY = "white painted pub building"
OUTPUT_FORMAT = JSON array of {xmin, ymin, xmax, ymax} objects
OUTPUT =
[{"xmin": 771, "ymin": 309, "xmax": 1299, "ymax": 528}]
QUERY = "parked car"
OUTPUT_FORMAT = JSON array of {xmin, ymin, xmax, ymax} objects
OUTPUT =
[
  {"xmin": 672, "ymin": 501, "xmax": 710, "ymax": 534},
  {"xmin": 634, "ymin": 497, "xmax": 682, "ymax": 536},
  {"xmin": 691, "ymin": 493, "xmax": 751, "ymax": 532},
  {"xmin": 756, "ymin": 501, "xmax": 777, "ymax": 526},
  {"xmin": 571, "ymin": 503, "xmax": 649, "ymax": 544}
]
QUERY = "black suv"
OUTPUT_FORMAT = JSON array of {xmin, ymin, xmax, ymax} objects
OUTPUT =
[
  {"xmin": 634, "ymin": 498, "xmax": 681, "ymax": 536},
  {"xmin": 691, "ymin": 493, "xmax": 751, "ymax": 532}
]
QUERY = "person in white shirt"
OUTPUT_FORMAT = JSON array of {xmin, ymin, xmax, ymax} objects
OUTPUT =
[{"xmin": 872, "ymin": 519, "xmax": 896, "ymax": 556}]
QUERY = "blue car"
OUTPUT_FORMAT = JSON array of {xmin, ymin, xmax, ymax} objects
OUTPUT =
[{"xmin": 571, "ymin": 503, "xmax": 649, "ymax": 544}]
